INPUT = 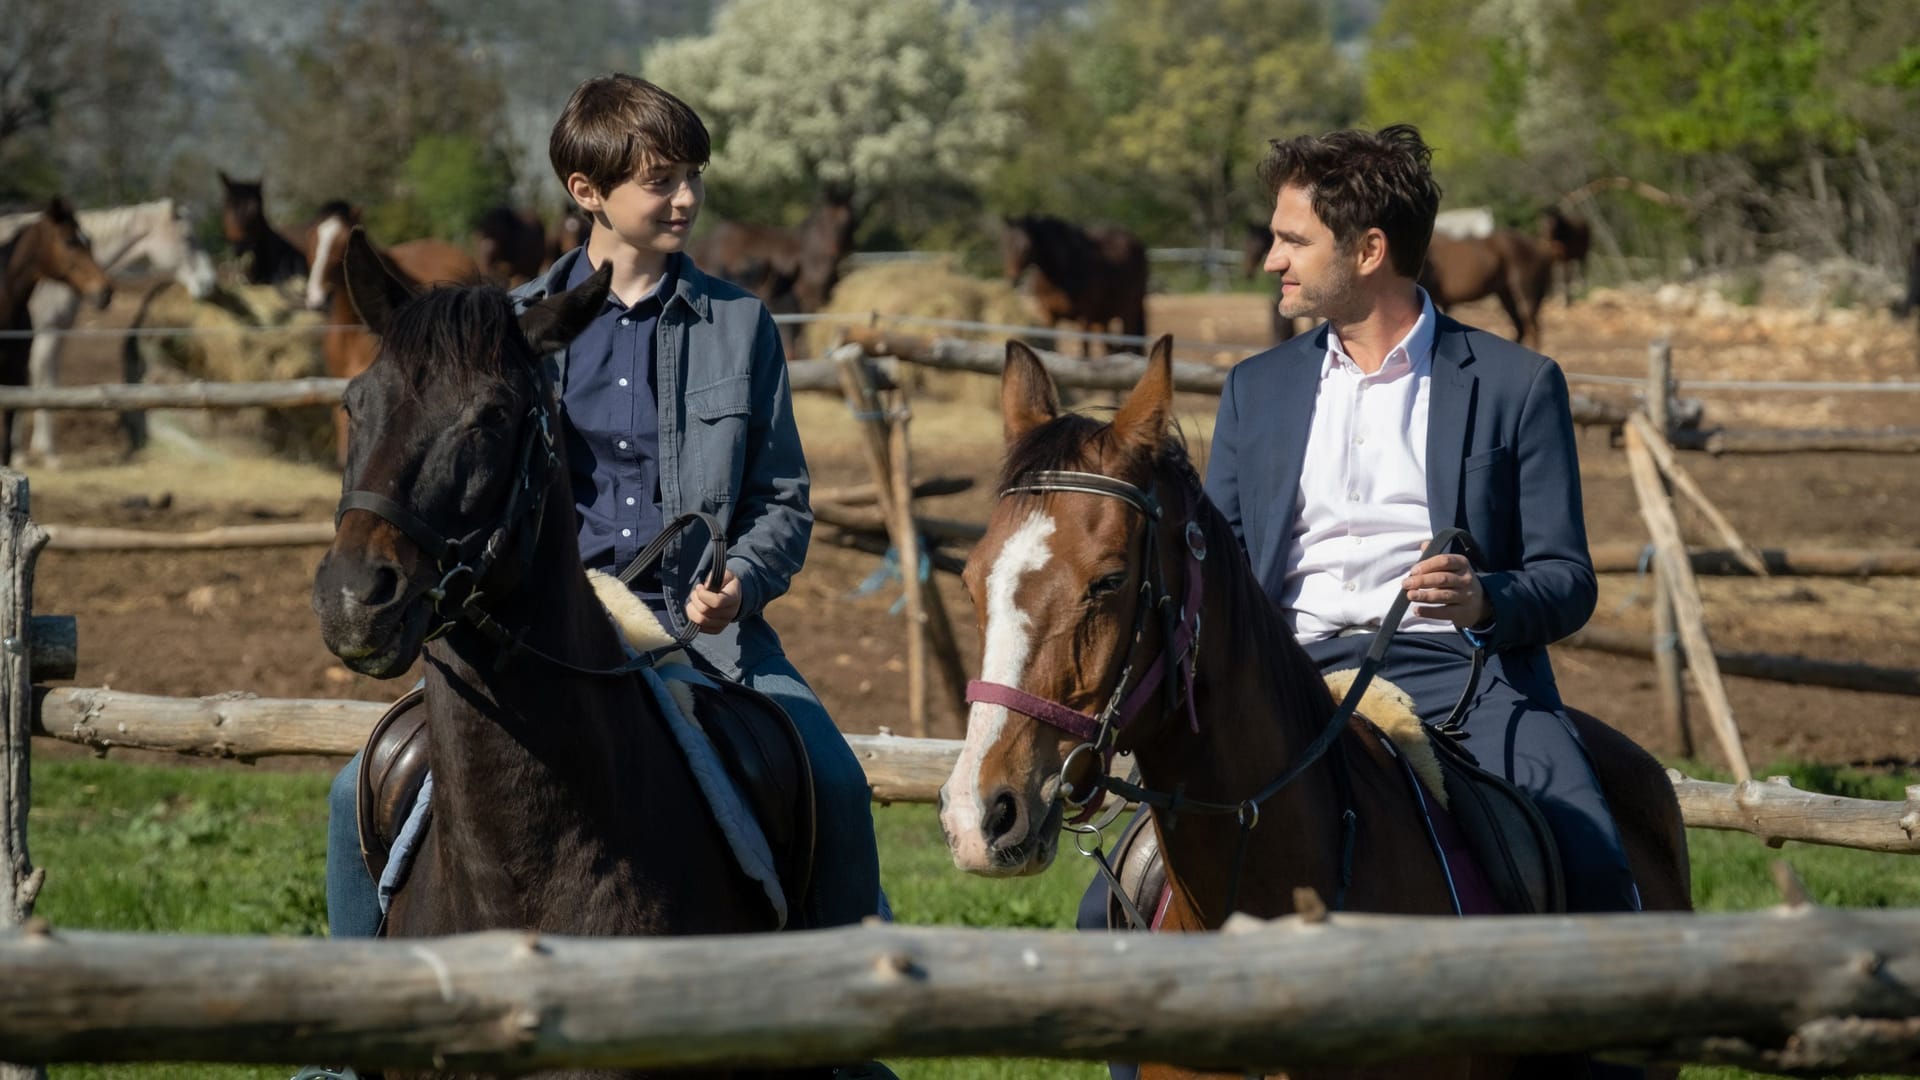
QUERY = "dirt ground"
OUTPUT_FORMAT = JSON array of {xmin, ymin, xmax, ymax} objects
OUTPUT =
[{"xmin": 21, "ymin": 283, "xmax": 1920, "ymax": 777}]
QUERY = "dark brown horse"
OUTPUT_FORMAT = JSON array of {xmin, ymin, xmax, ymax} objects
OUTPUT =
[
  {"xmin": 1243, "ymin": 221, "xmax": 1298, "ymax": 347},
  {"xmin": 0, "ymin": 199, "xmax": 113, "ymax": 467},
  {"xmin": 1539, "ymin": 207, "xmax": 1592, "ymax": 308},
  {"xmin": 545, "ymin": 204, "xmax": 593, "ymax": 267},
  {"xmin": 1419, "ymin": 230, "xmax": 1554, "ymax": 348},
  {"xmin": 471, "ymin": 205, "xmax": 548, "ymax": 287},
  {"xmin": 1001, "ymin": 214, "xmax": 1148, "ymax": 356},
  {"xmin": 218, "ymin": 171, "xmax": 309, "ymax": 286},
  {"xmin": 302, "ymin": 202, "xmax": 482, "ymax": 464},
  {"xmin": 938, "ymin": 339, "xmax": 1691, "ymax": 1080},
  {"xmin": 312, "ymin": 229, "xmax": 809, "ymax": 1080},
  {"xmin": 690, "ymin": 189, "xmax": 858, "ymax": 357}
]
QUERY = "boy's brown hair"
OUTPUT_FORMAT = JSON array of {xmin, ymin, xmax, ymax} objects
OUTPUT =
[
  {"xmin": 1256, "ymin": 124, "xmax": 1442, "ymax": 280},
  {"xmin": 549, "ymin": 74, "xmax": 711, "ymax": 195}
]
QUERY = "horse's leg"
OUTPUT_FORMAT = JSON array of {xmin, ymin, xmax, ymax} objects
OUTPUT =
[
  {"xmin": 1494, "ymin": 283, "xmax": 1527, "ymax": 345},
  {"xmin": 28, "ymin": 331, "xmax": 60, "ymax": 465}
]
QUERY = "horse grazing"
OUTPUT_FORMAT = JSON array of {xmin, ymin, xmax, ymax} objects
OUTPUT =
[
  {"xmin": 471, "ymin": 205, "xmax": 549, "ymax": 287},
  {"xmin": 690, "ymin": 189, "xmax": 858, "ymax": 356},
  {"xmin": 313, "ymin": 229, "xmax": 813, "ymax": 1080},
  {"xmin": 1419, "ymin": 230, "xmax": 1555, "ymax": 349},
  {"xmin": 218, "ymin": 171, "xmax": 309, "ymax": 286},
  {"xmin": 302, "ymin": 202, "xmax": 482, "ymax": 464},
  {"xmin": 937, "ymin": 339, "xmax": 1691, "ymax": 1080},
  {"xmin": 0, "ymin": 199, "xmax": 113, "ymax": 468},
  {"xmin": 0, "ymin": 199, "xmax": 216, "ymax": 465},
  {"xmin": 1538, "ymin": 207, "xmax": 1592, "ymax": 308},
  {"xmin": 1001, "ymin": 214, "xmax": 1147, "ymax": 356}
]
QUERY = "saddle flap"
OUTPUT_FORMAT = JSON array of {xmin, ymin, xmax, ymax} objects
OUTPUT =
[
  {"xmin": 356, "ymin": 687, "xmax": 430, "ymax": 883},
  {"xmin": 1105, "ymin": 809, "xmax": 1170, "ymax": 931},
  {"xmin": 1429, "ymin": 735, "xmax": 1566, "ymax": 915},
  {"xmin": 686, "ymin": 679, "xmax": 818, "ymax": 925}
]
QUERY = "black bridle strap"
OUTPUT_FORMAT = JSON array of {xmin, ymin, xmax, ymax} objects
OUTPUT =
[
  {"xmin": 616, "ymin": 511, "xmax": 730, "ymax": 648},
  {"xmin": 336, "ymin": 490, "xmax": 474, "ymax": 566}
]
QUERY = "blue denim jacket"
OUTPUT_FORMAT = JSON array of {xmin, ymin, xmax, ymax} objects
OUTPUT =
[{"xmin": 511, "ymin": 247, "xmax": 810, "ymax": 678}]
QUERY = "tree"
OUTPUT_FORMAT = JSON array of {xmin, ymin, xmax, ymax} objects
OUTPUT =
[{"xmin": 644, "ymin": 0, "xmax": 1022, "ymax": 225}]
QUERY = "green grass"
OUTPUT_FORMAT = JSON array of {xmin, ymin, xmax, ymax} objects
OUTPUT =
[{"xmin": 23, "ymin": 756, "xmax": 1920, "ymax": 1080}]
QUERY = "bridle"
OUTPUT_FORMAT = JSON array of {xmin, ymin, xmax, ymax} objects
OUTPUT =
[
  {"xmin": 962, "ymin": 464, "xmax": 1483, "ymax": 923},
  {"xmin": 333, "ymin": 355, "xmax": 723, "ymax": 678}
]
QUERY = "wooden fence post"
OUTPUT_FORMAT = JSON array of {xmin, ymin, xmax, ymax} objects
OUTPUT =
[
  {"xmin": 1645, "ymin": 340, "xmax": 1691, "ymax": 757},
  {"xmin": 1, "ymin": 469, "xmax": 48, "ymax": 1080},
  {"xmin": 887, "ymin": 394, "xmax": 927, "ymax": 738}
]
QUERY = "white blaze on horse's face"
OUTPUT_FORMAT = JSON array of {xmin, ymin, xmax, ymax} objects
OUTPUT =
[
  {"xmin": 941, "ymin": 509, "xmax": 1059, "ymax": 875},
  {"xmin": 306, "ymin": 216, "xmax": 345, "ymax": 311}
]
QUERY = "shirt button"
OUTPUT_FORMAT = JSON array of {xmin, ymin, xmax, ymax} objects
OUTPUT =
[
  {"xmin": 617, "ymin": 440, "xmax": 629, "ymax": 450},
  {"xmin": 625, "ymin": 496, "xmax": 636, "ymax": 506},
  {"xmin": 620, "ymin": 528, "xmax": 632, "ymax": 538},
  {"xmin": 1355, "ymin": 434, "xmax": 1366, "ymax": 445},
  {"xmin": 1348, "ymin": 491, "xmax": 1360, "ymax": 501},
  {"xmin": 618, "ymin": 377, "xmax": 629, "ymax": 387},
  {"xmin": 1344, "ymin": 581, "xmax": 1358, "ymax": 592},
  {"xmin": 619, "ymin": 317, "xmax": 631, "ymax": 327}
]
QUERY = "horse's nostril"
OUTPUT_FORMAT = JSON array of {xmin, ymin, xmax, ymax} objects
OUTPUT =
[
  {"xmin": 984, "ymin": 789, "xmax": 1021, "ymax": 848},
  {"xmin": 362, "ymin": 565, "xmax": 400, "ymax": 607}
]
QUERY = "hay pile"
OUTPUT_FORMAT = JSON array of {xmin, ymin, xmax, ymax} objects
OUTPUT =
[{"xmin": 806, "ymin": 260, "xmax": 1039, "ymax": 405}]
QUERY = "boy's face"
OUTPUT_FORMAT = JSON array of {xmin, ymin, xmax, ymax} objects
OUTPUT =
[{"xmin": 570, "ymin": 160, "xmax": 704, "ymax": 257}]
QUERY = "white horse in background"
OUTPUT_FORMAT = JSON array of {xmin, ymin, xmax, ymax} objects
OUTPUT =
[{"xmin": 0, "ymin": 199, "xmax": 217, "ymax": 465}]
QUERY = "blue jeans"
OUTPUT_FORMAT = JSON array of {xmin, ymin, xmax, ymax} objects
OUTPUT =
[{"xmin": 325, "ymin": 654, "xmax": 883, "ymax": 937}]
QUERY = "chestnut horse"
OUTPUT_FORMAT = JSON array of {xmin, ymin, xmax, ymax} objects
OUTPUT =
[
  {"xmin": 471, "ymin": 205, "xmax": 548, "ymax": 287},
  {"xmin": 1539, "ymin": 207, "xmax": 1592, "ymax": 308},
  {"xmin": 218, "ymin": 172, "xmax": 309, "ymax": 286},
  {"xmin": 938, "ymin": 339, "xmax": 1691, "ymax": 1080},
  {"xmin": 1001, "ymin": 214, "xmax": 1147, "ymax": 356},
  {"xmin": 313, "ymin": 229, "xmax": 815, "ymax": 1080},
  {"xmin": 302, "ymin": 202, "xmax": 481, "ymax": 464},
  {"xmin": 0, "ymin": 200, "xmax": 113, "ymax": 467},
  {"xmin": 690, "ymin": 189, "xmax": 857, "ymax": 356},
  {"xmin": 1419, "ymin": 230, "xmax": 1555, "ymax": 348}
]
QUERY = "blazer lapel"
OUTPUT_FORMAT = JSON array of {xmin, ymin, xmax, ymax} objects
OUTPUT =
[
  {"xmin": 1256, "ymin": 327, "xmax": 1325, "ymax": 586},
  {"xmin": 1425, "ymin": 318, "xmax": 1475, "ymax": 533}
]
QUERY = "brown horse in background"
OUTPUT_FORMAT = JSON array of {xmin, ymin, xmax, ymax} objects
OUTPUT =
[
  {"xmin": 691, "ymin": 188, "xmax": 857, "ymax": 357},
  {"xmin": 545, "ymin": 204, "xmax": 592, "ymax": 267},
  {"xmin": 302, "ymin": 202, "xmax": 481, "ymax": 464},
  {"xmin": 939, "ymin": 339, "xmax": 1691, "ymax": 1080},
  {"xmin": 1243, "ymin": 221, "xmax": 1299, "ymax": 347},
  {"xmin": 314, "ymin": 231, "xmax": 814, "ymax": 1080},
  {"xmin": 1420, "ymin": 229, "xmax": 1555, "ymax": 348},
  {"xmin": 1539, "ymin": 207, "xmax": 1592, "ymax": 307},
  {"xmin": 0, "ymin": 199, "xmax": 113, "ymax": 467},
  {"xmin": 218, "ymin": 172, "xmax": 309, "ymax": 286},
  {"xmin": 1001, "ymin": 214, "xmax": 1147, "ymax": 356},
  {"xmin": 471, "ymin": 206, "xmax": 548, "ymax": 287}
]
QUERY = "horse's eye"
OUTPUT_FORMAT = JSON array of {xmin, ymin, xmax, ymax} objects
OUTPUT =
[{"xmin": 1086, "ymin": 570, "xmax": 1128, "ymax": 600}]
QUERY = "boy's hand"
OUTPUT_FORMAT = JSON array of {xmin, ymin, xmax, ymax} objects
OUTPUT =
[
  {"xmin": 1403, "ymin": 554, "xmax": 1491, "ymax": 629},
  {"xmin": 685, "ymin": 569, "xmax": 743, "ymax": 634}
]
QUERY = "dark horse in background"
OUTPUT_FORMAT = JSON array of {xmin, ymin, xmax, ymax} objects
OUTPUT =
[
  {"xmin": 301, "ymin": 202, "xmax": 482, "ymax": 465},
  {"xmin": 0, "ymin": 199, "xmax": 113, "ymax": 467},
  {"xmin": 1420, "ymin": 228, "xmax": 1555, "ymax": 348},
  {"xmin": 1243, "ymin": 221, "xmax": 1299, "ymax": 346},
  {"xmin": 1539, "ymin": 206, "xmax": 1592, "ymax": 307},
  {"xmin": 313, "ymin": 230, "xmax": 821, "ymax": 1079},
  {"xmin": 939, "ymin": 339, "xmax": 1691, "ymax": 1080},
  {"xmin": 1001, "ymin": 214, "xmax": 1147, "ymax": 356},
  {"xmin": 690, "ymin": 188, "xmax": 857, "ymax": 358},
  {"xmin": 545, "ymin": 203, "xmax": 593, "ymax": 267},
  {"xmin": 470, "ymin": 205, "xmax": 549, "ymax": 287},
  {"xmin": 218, "ymin": 171, "xmax": 309, "ymax": 286}
]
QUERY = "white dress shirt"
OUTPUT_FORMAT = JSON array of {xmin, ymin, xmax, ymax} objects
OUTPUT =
[{"xmin": 1282, "ymin": 289, "xmax": 1450, "ymax": 643}]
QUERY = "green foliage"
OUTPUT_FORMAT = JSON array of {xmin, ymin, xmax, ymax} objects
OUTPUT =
[{"xmin": 364, "ymin": 134, "xmax": 514, "ymax": 243}]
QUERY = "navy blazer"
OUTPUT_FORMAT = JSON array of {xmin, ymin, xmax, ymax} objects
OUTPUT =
[{"xmin": 1206, "ymin": 314, "xmax": 1596, "ymax": 695}]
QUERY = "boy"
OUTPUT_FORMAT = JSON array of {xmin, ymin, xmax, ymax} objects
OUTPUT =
[{"xmin": 323, "ymin": 74, "xmax": 883, "ymax": 943}]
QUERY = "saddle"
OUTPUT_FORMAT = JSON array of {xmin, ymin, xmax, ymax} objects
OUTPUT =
[{"xmin": 356, "ymin": 673, "xmax": 818, "ymax": 925}]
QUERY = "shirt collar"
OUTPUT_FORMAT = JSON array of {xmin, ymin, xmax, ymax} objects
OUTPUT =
[
  {"xmin": 1323, "ymin": 286, "xmax": 1438, "ymax": 379},
  {"xmin": 567, "ymin": 250, "xmax": 679, "ymax": 312}
]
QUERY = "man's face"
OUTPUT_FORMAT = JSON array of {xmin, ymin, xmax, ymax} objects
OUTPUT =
[{"xmin": 1263, "ymin": 184, "xmax": 1358, "ymax": 322}]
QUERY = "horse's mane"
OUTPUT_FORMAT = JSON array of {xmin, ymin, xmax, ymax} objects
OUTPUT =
[
  {"xmin": 999, "ymin": 414, "xmax": 1337, "ymax": 729},
  {"xmin": 380, "ymin": 284, "xmax": 535, "ymax": 404}
]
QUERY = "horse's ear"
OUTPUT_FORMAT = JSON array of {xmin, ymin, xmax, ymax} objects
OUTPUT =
[
  {"xmin": 45, "ymin": 197, "xmax": 75, "ymax": 223},
  {"xmin": 1111, "ymin": 335, "xmax": 1175, "ymax": 456},
  {"xmin": 521, "ymin": 260, "xmax": 611, "ymax": 354},
  {"xmin": 342, "ymin": 227, "xmax": 414, "ymax": 336},
  {"xmin": 218, "ymin": 170, "xmax": 234, "ymax": 191},
  {"xmin": 1002, "ymin": 340, "xmax": 1059, "ymax": 443}
]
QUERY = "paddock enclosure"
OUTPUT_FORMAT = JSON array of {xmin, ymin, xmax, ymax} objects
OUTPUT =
[{"xmin": 5, "ymin": 273, "xmax": 1920, "ymax": 1075}]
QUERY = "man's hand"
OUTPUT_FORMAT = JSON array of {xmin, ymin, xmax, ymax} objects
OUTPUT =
[
  {"xmin": 1403, "ymin": 553, "xmax": 1491, "ymax": 629},
  {"xmin": 685, "ymin": 569, "xmax": 743, "ymax": 634}
]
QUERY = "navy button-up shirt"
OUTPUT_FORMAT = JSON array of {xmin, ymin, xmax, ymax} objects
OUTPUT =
[{"xmin": 561, "ymin": 251, "xmax": 673, "ymax": 583}]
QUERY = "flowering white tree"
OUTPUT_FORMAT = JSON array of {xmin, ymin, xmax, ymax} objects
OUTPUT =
[{"xmin": 645, "ymin": 0, "xmax": 1022, "ymax": 202}]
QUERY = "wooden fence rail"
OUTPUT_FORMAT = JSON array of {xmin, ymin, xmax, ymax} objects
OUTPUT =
[
  {"xmin": 3, "ymin": 907, "xmax": 1920, "ymax": 1074},
  {"xmin": 28, "ymin": 688, "xmax": 1920, "ymax": 854}
]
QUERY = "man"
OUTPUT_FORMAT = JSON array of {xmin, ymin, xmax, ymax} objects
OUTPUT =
[{"xmin": 1211, "ymin": 123, "xmax": 1638, "ymax": 915}]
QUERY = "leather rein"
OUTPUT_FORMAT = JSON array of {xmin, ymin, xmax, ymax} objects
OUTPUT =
[
  {"xmin": 334, "ymin": 358, "xmax": 725, "ymax": 678},
  {"xmin": 964, "ymin": 466, "xmax": 1482, "ymax": 923}
]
